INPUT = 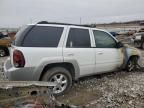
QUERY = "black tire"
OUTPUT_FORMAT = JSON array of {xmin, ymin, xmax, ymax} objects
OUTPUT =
[
  {"xmin": 134, "ymin": 41, "xmax": 141, "ymax": 48},
  {"xmin": 141, "ymin": 35, "xmax": 144, "ymax": 49},
  {"xmin": 0, "ymin": 47, "xmax": 6, "ymax": 57},
  {"xmin": 41, "ymin": 67, "xmax": 72, "ymax": 96},
  {"xmin": 141, "ymin": 42, "xmax": 144, "ymax": 49},
  {"xmin": 126, "ymin": 56, "xmax": 138, "ymax": 72}
]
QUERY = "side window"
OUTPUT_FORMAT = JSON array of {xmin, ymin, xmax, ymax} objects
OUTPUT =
[
  {"xmin": 23, "ymin": 26, "xmax": 63, "ymax": 47},
  {"xmin": 93, "ymin": 30, "xmax": 117, "ymax": 48},
  {"xmin": 66, "ymin": 28, "xmax": 91, "ymax": 48}
]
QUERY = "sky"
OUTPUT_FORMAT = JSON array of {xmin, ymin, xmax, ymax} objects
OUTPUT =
[{"xmin": 0, "ymin": 0, "xmax": 144, "ymax": 27}]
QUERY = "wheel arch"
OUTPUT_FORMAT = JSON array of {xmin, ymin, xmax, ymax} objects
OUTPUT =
[
  {"xmin": 125, "ymin": 55, "xmax": 140, "ymax": 71},
  {"xmin": 125, "ymin": 54, "xmax": 140, "ymax": 66},
  {"xmin": 128, "ymin": 55, "xmax": 139, "ymax": 61},
  {"xmin": 39, "ymin": 62, "xmax": 76, "ymax": 81}
]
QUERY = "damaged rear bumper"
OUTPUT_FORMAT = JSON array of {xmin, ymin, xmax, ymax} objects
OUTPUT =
[{"xmin": 4, "ymin": 58, "xmax": 34, "ymax": 81}]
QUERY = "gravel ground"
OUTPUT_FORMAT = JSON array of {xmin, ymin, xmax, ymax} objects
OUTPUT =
[
  {"xmin": 57, "ymin": 71, "xmax": 144, "ymax": 108},
  {"xmin": 0, "ymin": 57, "xmax": 8, "ymax": 64}
]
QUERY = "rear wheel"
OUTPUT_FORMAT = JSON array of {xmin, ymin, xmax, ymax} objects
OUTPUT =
[
  {"xmin": 0, "ymin": 48, "xmax": 6, "ymax": 57},
  {"xmin": 126, "ymin": 56, "xmax": 139, "ymax": 72},
  {"xmin": 41, "ymin": 67, "xmax": 72, "ymax": 96}
]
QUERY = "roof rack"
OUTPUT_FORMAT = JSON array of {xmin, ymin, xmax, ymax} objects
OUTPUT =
[{"xmin": 37, "ymin": 21, "xmax": 96, "ymax": 28}]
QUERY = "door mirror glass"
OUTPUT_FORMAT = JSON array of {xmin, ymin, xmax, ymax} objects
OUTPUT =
[{"xmin": 117, "ymin": 42, "xmax": 123, "ymax": 48}]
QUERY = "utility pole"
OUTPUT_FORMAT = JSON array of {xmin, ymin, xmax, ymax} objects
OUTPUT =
[
  {"xmin": 30, "ymin": 18, "xmax": 32, "ymax": 24},
  {"xmin": 80, "ymin": 17, "xmax": 82, "ymax": 24}
]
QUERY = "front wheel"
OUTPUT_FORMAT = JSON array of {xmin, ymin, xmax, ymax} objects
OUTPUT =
[
  {"xmin": 41, "ymin": 67, "xmax": 72, "ymax": 96},
  {"xmin": 126, "ymin": 56, "xmax": 139, "ymax": 72}
]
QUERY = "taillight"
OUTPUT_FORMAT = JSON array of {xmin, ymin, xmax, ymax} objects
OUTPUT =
[{"xmin": 13, "ymin": 50, "xmax": 25, "ymax": 68}]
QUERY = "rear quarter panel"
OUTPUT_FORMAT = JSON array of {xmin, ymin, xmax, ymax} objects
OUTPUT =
[{"xmin": 14, "ymin": 47, "xmax": 63, "ymax": 67}]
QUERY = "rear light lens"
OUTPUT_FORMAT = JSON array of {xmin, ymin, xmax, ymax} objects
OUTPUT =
[{"xmin": 13, "ymin": 50, "xmax": 25, "ymax": 68}]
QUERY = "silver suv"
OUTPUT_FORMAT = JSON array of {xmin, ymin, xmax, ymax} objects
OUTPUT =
[{"xmin": 4, "ymin": 22, "xmax": 142, "ymax": 95}]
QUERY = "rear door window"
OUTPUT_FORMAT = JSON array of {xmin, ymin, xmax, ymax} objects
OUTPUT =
[
  {"xmin": 23, "ymin": 26, "xmax": 64, "ymax": 47},
  {"xmin": 66, "ymin": 28, "xmax": 91, "ymax": 48}
]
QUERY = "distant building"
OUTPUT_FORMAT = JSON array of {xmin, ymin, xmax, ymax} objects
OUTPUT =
[
  {"xmin": 139, "ymin": 22, "xmax": 144, "ymax": 26},
  {"xmin": 0, "ymin": 28, "xmax": 18, "ymax": 32}
]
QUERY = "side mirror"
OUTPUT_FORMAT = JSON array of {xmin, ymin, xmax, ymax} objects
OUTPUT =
[{"xmin": 117, "ymin": 42, "xmax": 123, "ymax": 48}]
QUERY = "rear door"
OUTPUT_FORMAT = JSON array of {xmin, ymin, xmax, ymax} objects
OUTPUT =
[
  {"xmin": 92, "ymin": 30, "xmax": 123, "ymax": 73},
  {"xmin": 63, "ymin": 27, "xmax": 95, "ymax": 76}
]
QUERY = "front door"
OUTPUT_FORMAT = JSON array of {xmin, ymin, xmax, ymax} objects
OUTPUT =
[{"xmin": 92, "ymin": 30, "xmax": 123, "ymax": 73}]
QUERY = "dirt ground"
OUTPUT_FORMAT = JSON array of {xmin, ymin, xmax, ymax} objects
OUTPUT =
[{"xmin": 1, "ymin": 49, "xmax": 144, "ymax": 108}]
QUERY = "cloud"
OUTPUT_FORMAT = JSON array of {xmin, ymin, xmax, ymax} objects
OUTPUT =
[{"xmin": 0, "ymin": 0, "xmax": 144, "ymax": 27}]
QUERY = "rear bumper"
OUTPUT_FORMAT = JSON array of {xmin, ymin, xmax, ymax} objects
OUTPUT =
[{"xmin": 4, "ymin": 58, "xmax": 34, "ymax": 81}]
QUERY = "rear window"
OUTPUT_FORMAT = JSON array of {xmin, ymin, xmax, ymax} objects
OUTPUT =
[
  {"xmin": 13, "ymin": 25, "xmax": 33, "ymax": 46},
  {"xmin": 22, "ymin": 26, "xmax": 64, "ymax": 47}
]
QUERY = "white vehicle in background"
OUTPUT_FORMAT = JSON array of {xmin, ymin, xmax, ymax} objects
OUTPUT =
[
  {"xmin": 133, "ymin": 32, "xmax": 144, "ymax": 49},
  {"xmin": 4, "ymin": 21, "xmax": 142, "ymax": 95}
]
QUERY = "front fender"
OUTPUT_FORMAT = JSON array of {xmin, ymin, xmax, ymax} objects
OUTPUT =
[{"xmin": 122, "ymin": 44, "xmax": 142, "ymax": 67}]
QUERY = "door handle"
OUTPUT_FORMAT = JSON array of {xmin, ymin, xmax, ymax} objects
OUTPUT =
[
  {"xmin": 67, "ymin": 53, "xmax": 74, "ymax": 56},
  {"xmin": 97, "ymin": 52, "xmax": 103, "ymax": 55}
]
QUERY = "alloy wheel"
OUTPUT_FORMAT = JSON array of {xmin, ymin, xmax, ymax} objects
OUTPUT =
[{"xmin": 50, "ymin": 74, "xmax": 68, "ymax": 94}]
